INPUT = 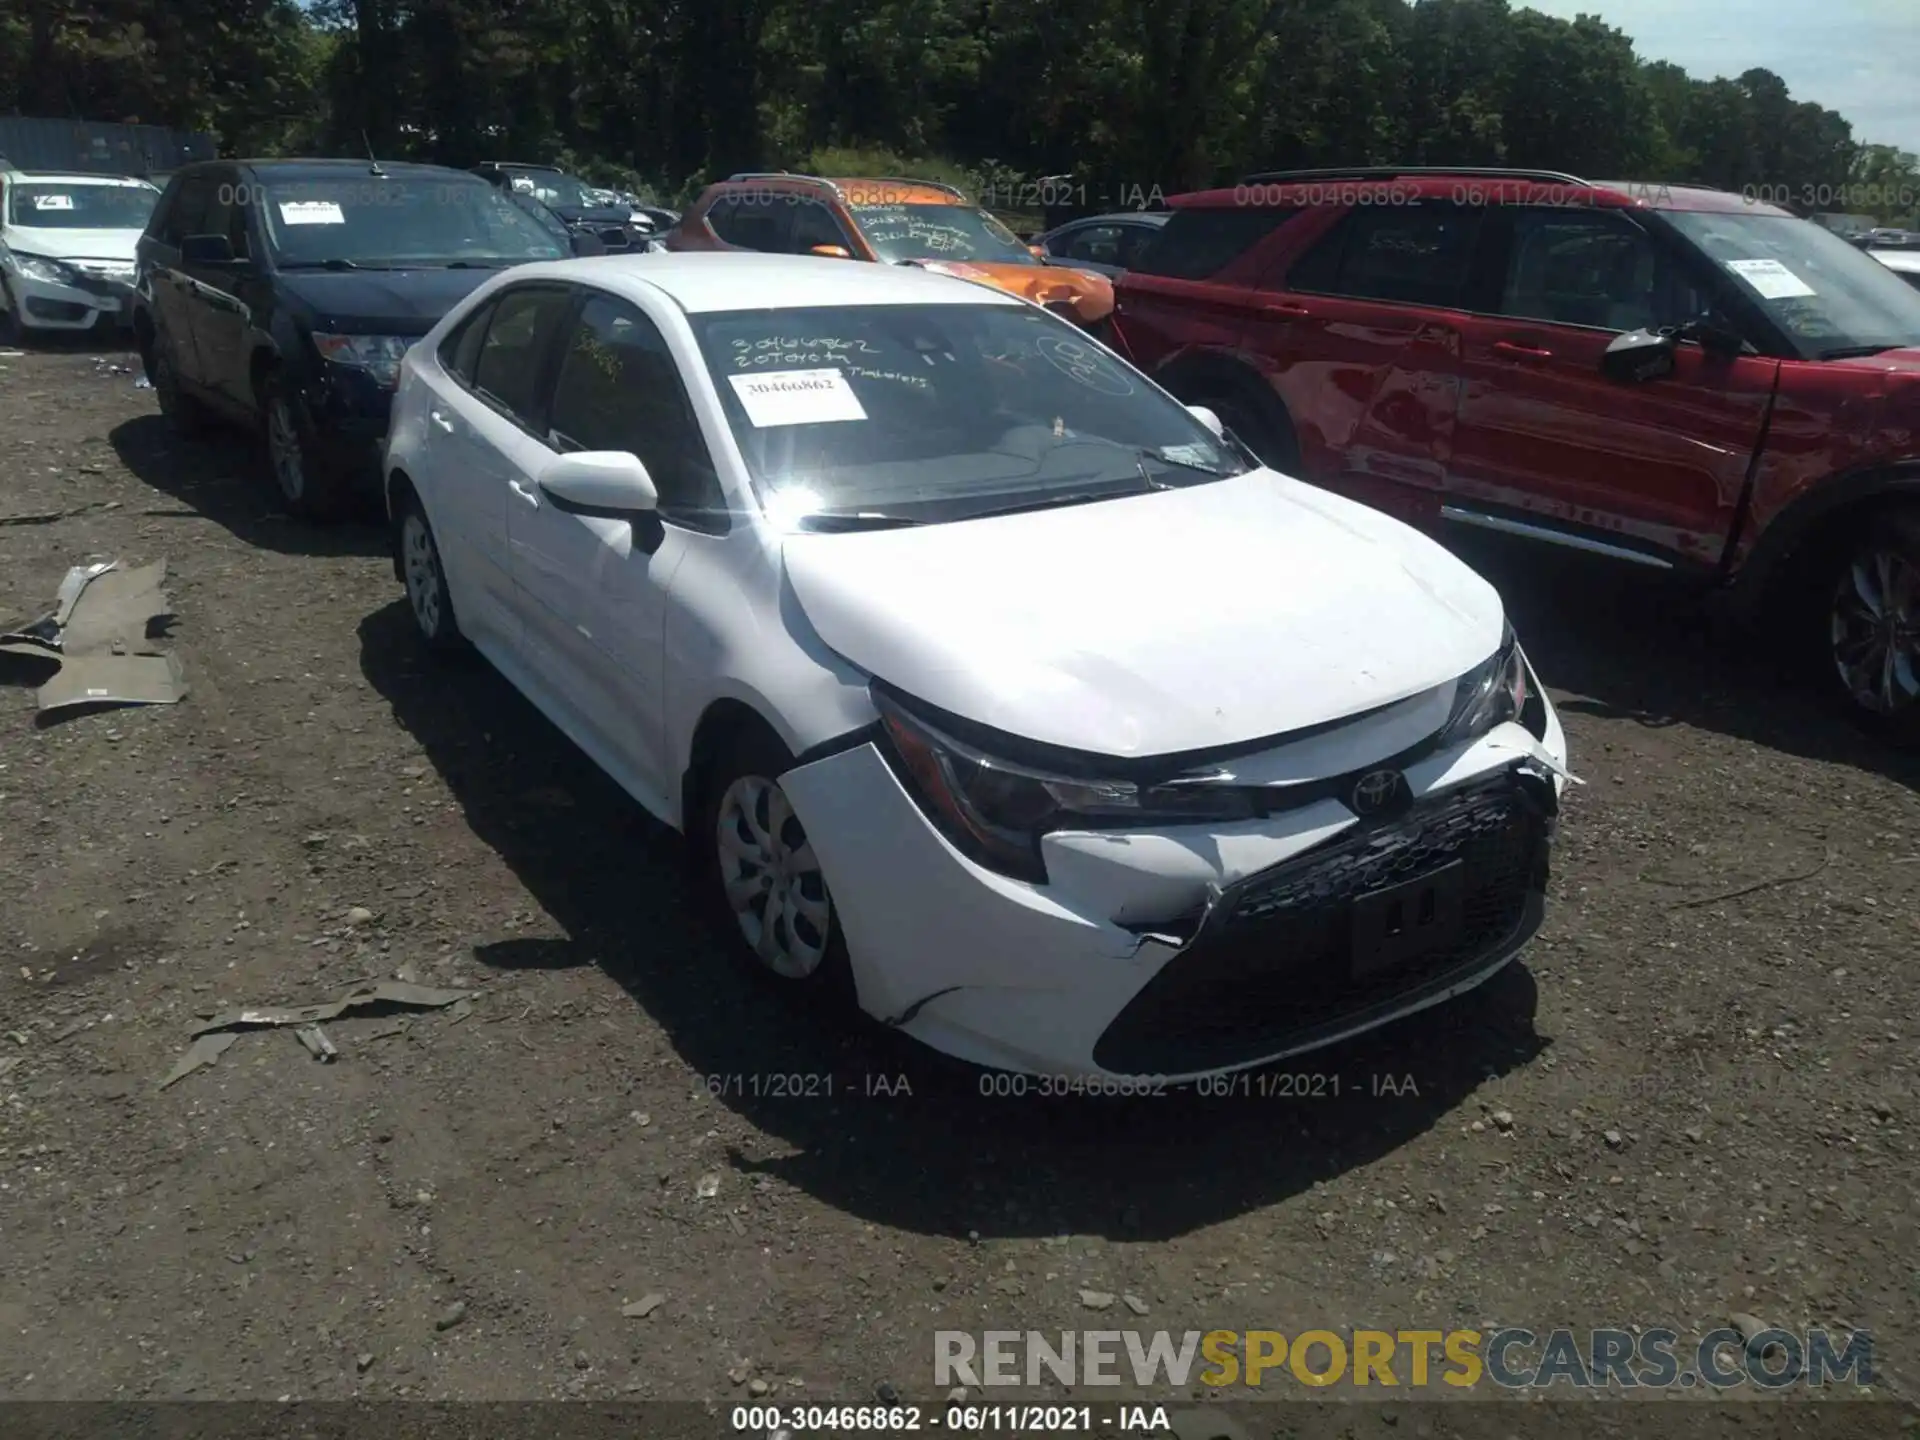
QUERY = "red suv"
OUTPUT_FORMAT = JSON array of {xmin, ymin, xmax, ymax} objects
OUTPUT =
[{"xmin": 1112, "ymin": 167, "xmax": 1920, "ymax": 739}]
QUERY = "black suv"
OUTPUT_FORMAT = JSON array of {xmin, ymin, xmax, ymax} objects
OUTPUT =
[
  {"xmin": 471, "ymin": 162, "xmax": 656, "ymax": 250},
  {"xmin": 133, "ymin": 158, "xmax": 575, "ymax": 518}
]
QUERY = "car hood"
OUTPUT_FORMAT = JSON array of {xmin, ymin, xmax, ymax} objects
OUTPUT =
[
  {"xmin": 780, "ymin": 471, "xmax": 1505, "ymax": 757},
  {"xmin": 1831, "ymin": 346, "xmax": 1920, "ymax": 373},
  {"xmin": 4, "ymin": 225, "xmax": 142, "ymax": 262},
  {"xmin": 275, "ymin": 267, "xmax": 500, "ymax": 336},
  {"xmin": 902, "ymin": 258, "xmax": 1115, "ymax": 324},
  {"xmin": 553, "ymin": 204, "xmax": 640, "ymax": 226}
]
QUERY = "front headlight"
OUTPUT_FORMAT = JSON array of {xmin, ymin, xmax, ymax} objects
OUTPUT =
[
  {"xmin": 1435, "ymin": 624, "xmax": 1530, "ymax": 749},
  {"xmin": 311, "ymin": 332, "xmax": 412, "ymax": 388},
  {"xmin": 873, "ymin": 687, "xmax": 1254, "ymax": 883},
  {"xmin": 8, "ymin": 252, "xmax": 76, "ymax": 284}
]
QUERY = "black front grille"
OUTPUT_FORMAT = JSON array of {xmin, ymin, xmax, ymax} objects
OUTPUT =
[
  {"xmin": 1093, "ymin": 770, "xmax": 1552, "ymax": 1076},
  {"xmin": 69, "ymin": 271, "xmax": 133, "ymax": 298}
]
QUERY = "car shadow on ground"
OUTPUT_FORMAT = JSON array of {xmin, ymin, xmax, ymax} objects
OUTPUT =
[
  {"xmin": 108, "ymin": 414, "xmax": 389, "ymax": 559},
  {"xmin": 357, "ymin": 599, "xmax": 1547, "ymax": 1243},
  {"xmin": 1455, "ymin": 535, "xmax": 1920, "ymax": 792}
]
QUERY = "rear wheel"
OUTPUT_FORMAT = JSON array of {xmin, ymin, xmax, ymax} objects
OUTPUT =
[
  {"xmin": 396, "ymin": 496, "xmax": 466, "ymax": 653},
  {"xmin": 1824, "ymin": 508, "xmax": 1920, "ymax": 743}
]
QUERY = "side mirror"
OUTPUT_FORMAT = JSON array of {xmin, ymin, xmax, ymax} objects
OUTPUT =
[
  {"xmin": 1186, "ymin": 404, "xmax": 1225, "ymax": 438},
  {"xmin": 537, "ymin": 451, "xmax": 658, "ymax": 515},
  {"xmin": 1601, "ymin": 328, "xmax": 1676, "ymax": 383},
  {"xmin": 181, "ymin": 233, "xmax": 235, "ymax": 266},
  {"xmin": 809, "ymin": 244, "xmax": 853, "ymax": 260},
  {"xmin": 1680, "ymin": 314, "xmax": 1745, "ymax": 357},
  {"xmin": 1029, "ymin": 244, "xmax": 1048, "ymax": 260}
]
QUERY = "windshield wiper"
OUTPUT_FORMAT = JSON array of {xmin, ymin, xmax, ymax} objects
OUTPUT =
[
  {"xmin": 1138, "ymin": 446, "xmax": 1240, "ymax": 480},
  {"xmin": 796, "ymin": 511, "xmax": 922, "ymax": 532},
  {"xmin": 1818, "ymin": 344, "xmax": 1901, "ymax": 360},
  {"xmin": 278, "ymin": 258, "xmax": 369, "ymax": 271},
  {"xmin": 961, "ymin": 482, "xmax": 1154, "ymax": 522}
]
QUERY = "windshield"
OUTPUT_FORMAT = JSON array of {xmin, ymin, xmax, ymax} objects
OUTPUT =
[
  {"xmin": 260, "ymin": 176, "xmax": 568, "ymax": 268},
  {"xmin": 851, "ymin": 204, "xmax": 1034, "ymax": 265},
  {"xmin": 5, "ymin": 181, "xmax": 158, "ymax": 231},
  {"xmin": 505, "ymin": 169, "xmax": 607, "ymax": 212},
  {"xmin": 694, "ymin": 302, "xmax": 1249, "ymax": 528},
  {"xmin": 1667, "ymin": 210, "xmax": 1920, "ymax": 357}
]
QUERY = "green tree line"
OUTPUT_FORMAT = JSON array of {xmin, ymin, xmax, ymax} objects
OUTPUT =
[{"xmin": 3, "ymin": 0, "xmax": 1917, "ymax": 217}]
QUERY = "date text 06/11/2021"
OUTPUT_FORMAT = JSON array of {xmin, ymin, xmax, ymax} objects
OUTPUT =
[{"xmin": 729, "ymin": 1403, "xmax": 1173, "ymax": 1432}]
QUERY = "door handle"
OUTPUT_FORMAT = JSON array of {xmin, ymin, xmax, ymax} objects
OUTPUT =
[
  {"xmin": 1492, "ymin": 340, "xmax": 1554, "ymax": 361},
  {"xmin": 1260, "ymin": 301, "xmax": 1311, "ymax": 319},
  {"xmin": 508, "ymin": 478, "xmax": 540, "ymax": 507},
  {"xmin": 429, "ymin": 409, "xmax": 455, "ymax": 432}
]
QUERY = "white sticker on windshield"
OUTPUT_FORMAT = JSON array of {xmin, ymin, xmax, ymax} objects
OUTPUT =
[
  {"xmin": 1726, "ymin": 257, "xmax": 1816, "ymax": 300},
  {"xmin": 728, "ymin": 368, "xmax": 867, "ymax": 427},
  {"xmin": 30, "ymin": 194, "xmax": 74, "ymax": 210},
  {"xmin": 280, "ymin": 201, "xmax": 346, "ymax": 225},
  {"xmin": 510, "ymin": 175, "xmax": 536, "ymax": 193}
]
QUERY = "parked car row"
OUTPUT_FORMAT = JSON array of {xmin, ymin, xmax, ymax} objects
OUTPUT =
[{"xmin": 67, "ymin": 148, "xmax": 1917, "ymax": 1077}]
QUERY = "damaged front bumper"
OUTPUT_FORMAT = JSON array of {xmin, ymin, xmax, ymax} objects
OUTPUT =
[{"xmin": 777, "ymin": 704, "xmax": 1569, "ymax": 1082}]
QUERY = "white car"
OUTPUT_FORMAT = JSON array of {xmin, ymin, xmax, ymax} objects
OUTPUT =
[
  {"xmin": 1870, "ymin": 247, "xmax": 1920, "ymax": 292},
  {"xmin": 381, "ymin": 252, "xmax": 1571, "ymax": 1081},
  {"xmin": 0, "ymin": 168, "xmax": 159, "ymax": 340}
]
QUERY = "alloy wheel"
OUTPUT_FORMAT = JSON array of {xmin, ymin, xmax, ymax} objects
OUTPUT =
[
  {"xmin": 267, "ymin": 396, "xmax": 306, "ymax": 502},
  {"xmin": 1831, "ymin": 543, "xmax": 1920, "ymax": 716},
  {"xmin": 402, "ymin": 512, "xmax": 444, "ymax": 639},
  {"xmin": 714, "ymin": 774, "xmax": 833, "ymax": 979}
]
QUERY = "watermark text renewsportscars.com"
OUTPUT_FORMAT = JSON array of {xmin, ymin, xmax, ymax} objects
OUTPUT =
[{"xmin": 934, "ymin": 1327, "xmax": 1875, "ymax": 1391}]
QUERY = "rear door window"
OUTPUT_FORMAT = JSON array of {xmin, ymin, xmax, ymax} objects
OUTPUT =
[
  {"xmin": 708, "ymin": 194, "xmax": 790, "ymax": 251},
  {"xmin": 469, "ymin": 285, "xmax": 574, "ymax": 429},
  {"xmin": 1129, "ymin": 207, "xmax": 1299, "ymax": 280},
  {"xmin": 1286, "ymin": 202, "xmax": 1484, "ymax": 308}
]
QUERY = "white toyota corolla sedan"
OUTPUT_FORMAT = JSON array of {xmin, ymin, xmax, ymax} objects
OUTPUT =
[{"xmin": 381, "ymin": 251, "xmax": 1571, "ymax": 1082}]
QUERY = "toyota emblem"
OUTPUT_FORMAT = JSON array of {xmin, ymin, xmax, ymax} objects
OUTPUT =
[{"xmin": 1349, "ymin": 769, "xmax": 1406, "ymax": 816}]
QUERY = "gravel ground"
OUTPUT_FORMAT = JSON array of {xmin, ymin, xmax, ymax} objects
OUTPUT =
[{"xmin": 0, "ymin": 338, "xmax": 1916, "ymax": 1429}]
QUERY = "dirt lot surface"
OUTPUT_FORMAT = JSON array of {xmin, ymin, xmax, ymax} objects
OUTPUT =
[{"xmin": 1, "ymin": 338, "xmax": 1917, "ymax": 1424}]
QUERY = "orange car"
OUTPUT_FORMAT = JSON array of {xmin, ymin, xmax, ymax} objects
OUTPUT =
[{"xmin": 664, "ymin": 173, "xmax": 1115, "ymax": 331}]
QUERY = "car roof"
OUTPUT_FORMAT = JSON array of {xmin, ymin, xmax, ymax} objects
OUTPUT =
[
  {"xmin": 3, "ymin": 170, "xmax": 156, "ymax": 187},
  {"xmin": 1168, "ymin": 172, "xmax": 1792, "ymax": 218},
  {"xmin": 1048, "ymin": 211, "xmax": 1170, "ymax": 230},
  {"xmin": 494, "ymin": 251, "xmax": 1024, "ymax": 314},
  {"xmin": 207, "ymin": 159, "xmax": 482, "ymax": 182}
]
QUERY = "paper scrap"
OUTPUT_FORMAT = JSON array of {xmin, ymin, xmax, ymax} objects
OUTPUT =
[
  {"xmin": 280, "ymin": 201, "xmax": 346, "ymax": 225},
  {"xmin": 1725, "ymin": 258, "xmax": 1816, "ymax": 300},
  {"xmin": 728, "ymin": 368, "xmax": 868, "ymax": 428}
]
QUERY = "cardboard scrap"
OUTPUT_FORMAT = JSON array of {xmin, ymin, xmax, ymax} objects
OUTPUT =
[
  {"xmin": 192, "ymin": 981, "xmax": 475, "ymax": 1037},
  {"xmin": 0, "ymin": 559, "xmax": 185, "ymax": 719},
  {"xmin": 158, "ymin": 1031, "xmax": 238, "ymax": 1090}
]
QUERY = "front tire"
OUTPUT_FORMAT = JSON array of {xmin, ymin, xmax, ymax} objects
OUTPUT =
[
  {"xmin": 396, "ymin": 497, "xmax": 466, "ymax": 653},
  {"xmin": 260, "ymin": 371, "xmax": 348, "ymax": 521},
  {"xmin": 695, "ymin": 728, "xmax": 854, "ymax": 1003},
  {"xmin": 0, "ymin": 278, "xmax": 23, "ymax": 347},
  {"xmin": 1824, "ymin": 507, "xmax": 1920, "ymax": 743}
]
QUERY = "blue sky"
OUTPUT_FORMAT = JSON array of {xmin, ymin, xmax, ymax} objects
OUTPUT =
[{"xmin": 1523, "ymin": 0, "xmax": 1920, "ymax": 155}]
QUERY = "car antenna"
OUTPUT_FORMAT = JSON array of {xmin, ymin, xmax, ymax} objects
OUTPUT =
[{"xmin": 364, "ymin": 132, "xmax": 387, "ymax": 178}]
